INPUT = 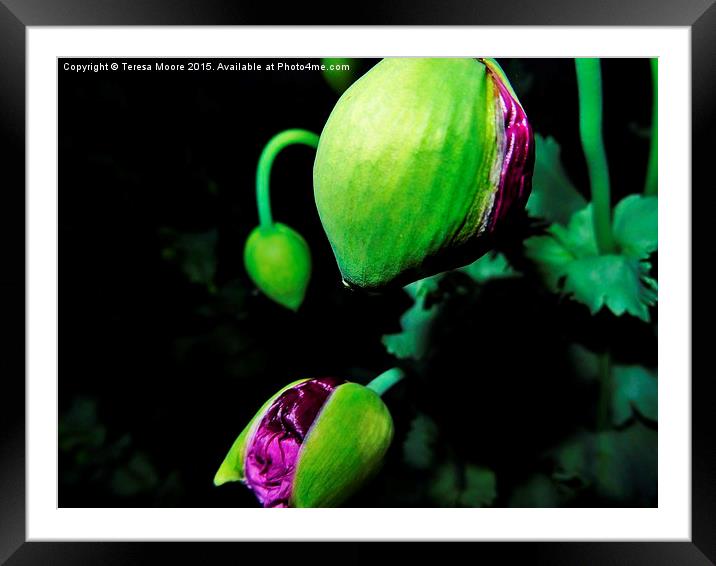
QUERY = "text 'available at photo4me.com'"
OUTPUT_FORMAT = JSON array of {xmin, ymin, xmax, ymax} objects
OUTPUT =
[{"xmin": 61, "ymin": 59, "xmax": 352, "ymax": 74}]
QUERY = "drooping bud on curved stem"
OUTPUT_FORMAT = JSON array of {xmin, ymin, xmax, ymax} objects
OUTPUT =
[
  {"xmin": 244, "ymin": 129, "xmax": 320, "ymax": 310},
  {"xmin": 574, "ymin": 58, "xmax": 616, "ymax": 255},
  {"xmin": 214, "ymin": 368, "xmax": 404, "ymax": 507}
]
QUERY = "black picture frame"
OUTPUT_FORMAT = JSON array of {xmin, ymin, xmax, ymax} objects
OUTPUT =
[{"xmin": 1, "ymin": 1, "xmax": 712, "ymax": 563}]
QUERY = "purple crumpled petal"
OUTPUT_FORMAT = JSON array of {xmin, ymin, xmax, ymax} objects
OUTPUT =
[
  {"xmin": 485, "ymin": 67, "xmax": 535, "ymax": 232},
  {"xmin": 244, "ymin": 377, "xmax": 344, "ymax": 508}
]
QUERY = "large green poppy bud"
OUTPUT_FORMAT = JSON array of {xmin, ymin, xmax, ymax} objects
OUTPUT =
[
  {"xmin": 214, "ymin": 377, "xmax": 393, "ymax": 507},
  {"xmin": 313, "ymin": 58, "xmax": 534, "ymax": 290}
]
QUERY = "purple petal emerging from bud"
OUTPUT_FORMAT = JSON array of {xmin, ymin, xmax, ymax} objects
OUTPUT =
[
  {"xmin": 486, "ymin": 66, "xmax": 535, "ymax": 232},
  {"xmin": 244, "ymin": 377, "xmax": 344, "ymax": 507}
]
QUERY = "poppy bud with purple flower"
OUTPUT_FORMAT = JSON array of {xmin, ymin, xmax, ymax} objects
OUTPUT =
[
  {"xmin": 313, "ymin": 57, "xmax": 534, "ymax": 290},
  {"xmin": 214, "ymin": 371, "xmax": 402, "ymax": 507}
]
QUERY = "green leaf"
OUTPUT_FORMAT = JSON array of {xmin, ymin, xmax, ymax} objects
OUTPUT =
[
  {"xmin": 59, "ymin": 397, "xmax": 106, "ymax": 452},
  {"xmin": 110, "ymin": 452, "xmax": 160, "ymax": 497},
  {"xmin": 551, "ymin": 205, "xmax": 600, "ymax": 257},
  {"xmin": 382, "ymin": 295, "xmax": 439, "ymax": 360},
  {"xmin": 613, "ymin": 195, "xmax": 658, "ymax": 260},
  {"xmin": 508, "ymin": 474, "xmax": 562, "ymax": 507},
  {"xmin": 568, "ymin": 343, "xmax": 600, "ymax": 382},
  {"xmin": 160, "ymin": 228, "xmax": 218, "ymax": 292},
  {"xmin": 386, "ymin": 253, "xmax": 519, "ymax": 362},
  {"xmin": 404, "ymin": 274, "xmax": 443, "ymax": 301},
  {"xmin": 460, "ymin": 465, "xmax": 497, "ymax": 507},
  {"xmin": 567, "ymin": 345, "xmax": 658, "ymax": 426},
  {"xmin": 429, "ymin": 461, "xmax": 496, "ymax": 507},
  {"xmin": 525, "ymin": 202, "xmax": 657, "ymax": 321},
  {"xmin": 563, "ymin": 255, "xmax": 657, "ymax": 321},
  {"xmin": 524, "ymin": 205, "xmax": 599, "ymax": 290},
  {"xmin": 612, "ymin": 365, "xmax": 658, "ymax": 426},
  {"xmin": 523, "ymin": 235, "xmax": 575, "ymax": 291},
  {"xmin": 527, "ymin": 134, "xmax": 587, "ymax": 225},
  {"xmin": 551, "ymin": 422, "xmax": 657, "ymax": 503},
  {"xmin": 429, "ymin": 461, "xmax": 461, "ymax": 506},
  {"xmin": 403, "ymin": 414, "xmax": 439, "ymax": 470},
  {"xmin": 459, "ymin": 252, "xmax": 518, "ymax": 283}
]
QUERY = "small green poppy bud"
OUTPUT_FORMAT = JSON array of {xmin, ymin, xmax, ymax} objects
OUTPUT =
[
  {"xmin": 214, "ymin": 377, "xmax": 394, "ymax": 507},
  {"xmin": 321, "ymin": 58, "xmax": 360, "ymax": 94},
  {"xmin": 243, "ymin": 222, "xmax": 311, "ymax": 311},
  {"xmin": 313, "ymin": 57, "xmax": 534, "ymax": 290}
]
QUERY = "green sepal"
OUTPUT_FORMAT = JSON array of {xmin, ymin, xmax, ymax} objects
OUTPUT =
[
  {"xmin": 213, "ymin": 378, "xmax": 308, "ymax": 486},
  {"xmin": 480, "ymin": 58, "xmax": 520, "ymax": 108},
  {"xmin": 244, "ymin": 223, "xmax": 312, "ymax": 311},
  {"xmin": 291, "ymin": 383, "xmax": 394, "ymax": 507}
]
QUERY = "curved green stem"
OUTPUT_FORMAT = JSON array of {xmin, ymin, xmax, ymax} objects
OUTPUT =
[
  {"xmin": 256, "ymin": 129, "xmax": 320, "ymax": 228},
  {"xmin": 366, "ymin": 367, "xmax": 406, "ymax": 397},
  {"xmin": 644, "ymin": 58, "xmax": 658, "ymax": 196},
  {"xmin": 575, "ymin": 59, "xmax": 616, "ymax": 254}
]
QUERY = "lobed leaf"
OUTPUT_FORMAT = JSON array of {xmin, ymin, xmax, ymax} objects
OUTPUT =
[
  {"xmin": 429, "ymin": 461, "xmax": 496, "ymax": 507},
  {"xmin": 525, "ymin": 198, "xmax": 658, "ymax": 321},
  {"xmin": 459, "ymin": 252, "xmax": 518, "ymax": 283},
  {"xmin": 382, "ymin": 295, "xmax": 439, "ymax": 360},
  {"xmin": 551, "ymin": 422, "xmax": 657, "ymax": 503},
  {"xmin": 160, "ymin": 228, "xmax": 218, "ymax": 292},
  {"xmin": 526, "ymin": 134, "xmax": 587, "ymax": 225},
  {"xmin": 613, "ymin": 194, "xmax": 658, "ymax": 260},
  {"xmin": 562, "ymin": 254, "xmax": 657, "ymax": 321},
  {"xmin": 403, "ymin": 414, "xmax": 439, "ymax": 470},
  {"xmin": 384, "ymin": 253, "xmax": 518, "ymax": 360},
  {"xmin": 566, "ymin": 344, "xmax": 657, "ymax": 427},
  {"xmin": 612, "ymin": 365, "xmax": 658, "ymax": 426}
]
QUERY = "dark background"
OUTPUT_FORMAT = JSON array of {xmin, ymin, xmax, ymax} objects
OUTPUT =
[{"xmin": 58, "ymin": 57, "xmax": 656, "ymax": 508}]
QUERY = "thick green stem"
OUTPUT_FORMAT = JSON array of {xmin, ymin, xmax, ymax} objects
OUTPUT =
[
  {"xmin": 644, "ymin": 58, "xmax": 658, "ymax": 196},
  {"xmin": 366, "ymin": 367, "xmax": 406, "ymax": 397},
  {"xmin": 256, "ymin": 129, "xmax": 320, "ymax": 228},
  {"xmin": 575, "ymin": 59, "xmax": 616, "ymax": 254}
]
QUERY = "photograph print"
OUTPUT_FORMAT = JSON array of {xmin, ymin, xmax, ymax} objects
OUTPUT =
[{"xmin": 58, "ymin": 57, "xmax": 658, "ymax": 509}]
